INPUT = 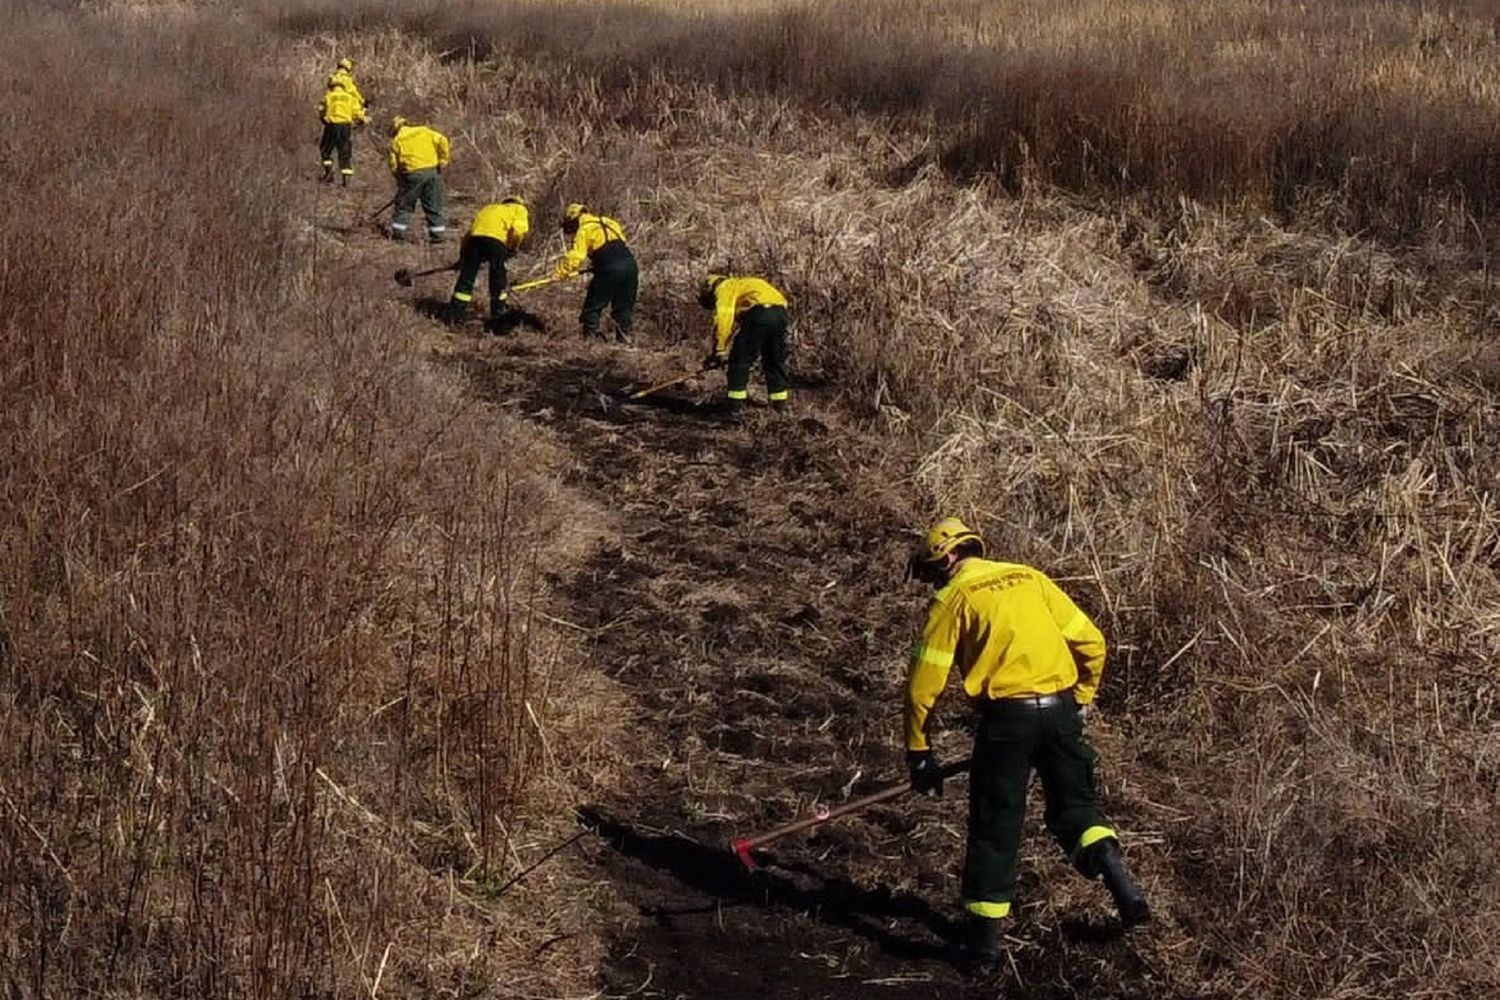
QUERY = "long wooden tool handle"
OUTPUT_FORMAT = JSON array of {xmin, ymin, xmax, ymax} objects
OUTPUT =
[
  {"xmin": 626, "ymin": 371, "xmax": 701, "ymax": 400},
  {"xmin": 731, "ymin": 757, "xmax": 971, "ymax": 870}
]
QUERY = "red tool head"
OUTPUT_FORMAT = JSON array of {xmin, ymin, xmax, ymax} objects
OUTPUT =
[{"xmin": 731, "ymin": 838, "xmax": 758, "ymax": 872}]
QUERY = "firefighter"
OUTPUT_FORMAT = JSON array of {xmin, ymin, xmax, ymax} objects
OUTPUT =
[
  {"xmin": 552, "ymin": 204, "xmax": 638, "ymax": 344},
  {"xmin": 387, "ymin": 116, "xmax": 450, "ymax": 243},
  {"xmin": 904, "ymin": 517, "xmax": 1150, "ymax": 962},
  {"xmin": 317, "ymin": 76, "xmax": 366, "ymax": 186},
  {"xmin": 331, "ymin": 57, "xmax": 366, "ymax": 109},
  {"xmin": 444, "ymin": 197, "xmax": 530, "ymax": 332},
  {"xmin": 698, "ymin": 273, "xmax": 791, "ymax": 408}
]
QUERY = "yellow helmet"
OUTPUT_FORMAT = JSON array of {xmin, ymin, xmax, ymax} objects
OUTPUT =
[
  {"xmin": 563, "ymin": 203, "xmax": 586, "ymax": 221},
  {"xmin": 338, "ymin": 57, "xmax": 355, "ymax": 71},
  {"xmin": 921, "ymin": 517, "xmax": 984, "ymax": 564}
]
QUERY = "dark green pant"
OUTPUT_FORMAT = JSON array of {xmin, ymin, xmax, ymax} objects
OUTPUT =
[
  {"xmin": 319, "ymin": 122, "xmax": 352, "ymax": 176},
  {"xmin": 726, "ymin": 305, "xmax": 790, "ymax": 401},
  {"xmin": 962, "ymin": 696, "xmax": 1115, "ymax": 916},
  {"xmin": 580, "ymin": 242, "xmax": 638, "ymax": 336},
  {"xmin": 449, "ymin": 235, "xmax": 511, "ymax": 318},
  {"xmin": 391, "ymin": 168, "xmax": 446, "ymax": 242}
]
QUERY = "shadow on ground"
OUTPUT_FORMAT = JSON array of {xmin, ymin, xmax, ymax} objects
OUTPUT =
[{"xmin": 579, "ymin": 806, "xmax": 961, "ymax": 965}]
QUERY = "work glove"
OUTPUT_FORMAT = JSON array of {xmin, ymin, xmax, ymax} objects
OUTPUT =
[
  {"xmin": 907, "ymin": 750, "xmax": 944, "ymax": 797},
  {"xmin": 702, "ymin": 351, "xmax": 727, "ymax": 370}
]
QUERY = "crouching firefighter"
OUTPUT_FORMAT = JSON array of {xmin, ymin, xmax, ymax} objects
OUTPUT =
[
  {"xmin": 698, "ymin": 273, "xmax": 791, "ymax": 409},
  {"xmin": 553, "ymin": 204, "xmax": 638, "ymax": 343},
  {"xmin": 905, "ymin": 517, "xmax": 1150, "ymax": 962},
  {"xmin": 445, "ymin": 197, "xmax": 530, "ymax": 332}
]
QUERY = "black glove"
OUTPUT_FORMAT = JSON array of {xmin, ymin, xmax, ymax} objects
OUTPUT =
[
  {"xmin": 702, "ymin": 351, "xmax": 726, "ymax": 370},
  {"xmin": 907, "ymin": 750, "xmax": 944, "ymax": 797}
]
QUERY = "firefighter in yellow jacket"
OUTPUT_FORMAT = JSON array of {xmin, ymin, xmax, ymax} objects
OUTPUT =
[
  {"xmin": 553, "ymin": 204, "xmax": 638, "ymax": 343},
  {"xmin": 698, "ymin": 273, "xmax": 791, "ymax": 408},
  {"xmin": 905, "ymin": 517, "xmax": 1150, "ymax": 962},
  {"xmin": 317, "ymin": 77, "xmax": 366, "ymax": 186},
  {"xmin": 444, "ymin": 198, "xmax": 530, "ymax": 331},
  {"xmin": 387, "ymin": 116, "xmax": 450, "ymax": 243},
  {"xmin": 331, "ymin": 57, "xmax": 365, "ymax": 109}
]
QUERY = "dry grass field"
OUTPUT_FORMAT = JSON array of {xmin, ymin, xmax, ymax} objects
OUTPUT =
[{"xmin": 3, "ymin": 0, "xmax": 1497, "ymax": 996}]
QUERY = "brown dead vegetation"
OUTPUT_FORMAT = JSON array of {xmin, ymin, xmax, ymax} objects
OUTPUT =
[{"xmin": 4, "ymin": 0, "xmax": 1498, "ymax": 997}]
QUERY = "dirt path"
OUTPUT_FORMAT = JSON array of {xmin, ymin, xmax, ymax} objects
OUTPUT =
[{"xmin": 306, "ymin": 177, "xmax": 1177, "ymax": 997}]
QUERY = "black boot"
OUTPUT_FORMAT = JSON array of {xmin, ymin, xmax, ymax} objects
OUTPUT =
[
  {"xmin": 441, "ymin": 299, "xmax": 468, "ymax": 328},
  {"xmin": 614, "ymin": 327, "xmax": 633, "ymax": 345},
  {"xmin": 1097, "ymin": 841, "xmax": 1151, "ymax": 928},
  {"xmin": 961, "ymin": 915, "xmax": 1003, "ymax": 965}
]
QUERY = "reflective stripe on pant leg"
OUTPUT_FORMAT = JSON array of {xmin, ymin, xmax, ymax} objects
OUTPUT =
[
  {"xmin": 340, "ymin": 168, "xmax": 353, "ymax": 176},
  {"xmin": 422, "ymin": 172, "xmax": 446, "ymax": 233},
  {"xmin": 768, "ymin": 390, "xmax": 789, "ymax": 402},
  {"xmin": 760, "ymin": 307, "xmax": 791, "ymax": 397},
  {"xmin": 962, "ymin": 711, "xmax": 1035, "ymax": 912},
  {"xmin": 451, "ymin": 236, "xmax": 483, "ymax": 301},
  {"xmin": 964, "ymin": 900, "xmax": 1012, "ymax": 919},
  {"xmin": 726, "ymin": 319, "xmax": 761, "ymax": 398},
  {"xmin": 1076, "ymin": 826, "xmax": 1117, "ymax": 854},
  {"xmin": 1038, "ymin": 705, "xmax": 1111, "ymax": 862}
]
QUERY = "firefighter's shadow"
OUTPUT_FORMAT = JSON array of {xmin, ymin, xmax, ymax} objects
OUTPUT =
[{"xmin": 578, "ymin": 807, "xmax": 961, "ymax": 963}]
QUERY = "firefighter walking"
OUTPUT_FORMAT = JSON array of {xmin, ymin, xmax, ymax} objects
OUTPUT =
[
  {"xmin": 445, "ymin": 197, "xmax": 530, "ymax": 332},
  {"xmin": 698, "ymin": 273, "xmax": 791, "ymax": 408},
  {"xmin": 905, "ymin": 517, "xmax": 1150, "ymax": 962},
  {"xmin": 387, "ymin": 116, "xmax": 450, "ymax": 243},
  {"xmin": 317, "ymin": 76, "xmax": 366, "ymax": 185},
  {"xmin": 552, "ymin": 204, "xmax": 638, "ymax": 343}
]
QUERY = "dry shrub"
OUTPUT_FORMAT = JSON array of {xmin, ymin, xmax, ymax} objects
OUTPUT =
[
  {"xmin": 270, "ymin": 0, "xmax": 1500, "ymax": 239},
  {"xmin": 244, "ymin": 3, "xmax": 1499, "ymax": 996},
  {"xmin": 0, "ymin": 5, "xmax": 569, "ymax": 997}
]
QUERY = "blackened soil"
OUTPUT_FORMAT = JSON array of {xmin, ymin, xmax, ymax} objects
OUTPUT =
[{"xmin": 436, "ymin": 315, "xmax": 1191, "ymax": 999}]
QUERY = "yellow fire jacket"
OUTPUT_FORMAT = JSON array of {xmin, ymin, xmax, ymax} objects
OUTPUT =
[
  {"xmin": 388, "ymin": 125, "xmax": 450, "ymax": 174},
  {"xmin": 708, "ymin": 276, "xmax": 788, "ymax": 354},
  {"xmin": 553, "ymin": 214, "xmax": 627, "ymax": 279},
  {"xmin": 331, "ymin": 68, "xmax": 364, "ymax": 107},
  {"xmin": 468, "ymin": 202, "xmax": 530, "ymax": 251},
  {"xmin": 905, "ymin": 558, "xmax": 1107, "ymax": 751},
  {"xmin": 318, "ymin": 86, "xmax": 366, "ymax": 126}
]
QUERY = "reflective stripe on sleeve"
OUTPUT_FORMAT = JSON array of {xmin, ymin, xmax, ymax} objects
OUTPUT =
[{"xmin": 914, "ymin": 644, "xmax": 954, "ymax": 670}]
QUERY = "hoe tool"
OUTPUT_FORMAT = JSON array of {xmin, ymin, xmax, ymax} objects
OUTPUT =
[
  {"xmin": 731, "ymin": 758, "xmax": 971, "ymax": 871},
  {"xmin": 393, "ymin": 262, "xmax": 459, "ymax": 287},
  {"xmin": 623, "ymin": 364, "xmax": 713, "ymax": 401},
  {"xmin": 364, "ymin": 192, "xmax": 399, "ymax": 224}
]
